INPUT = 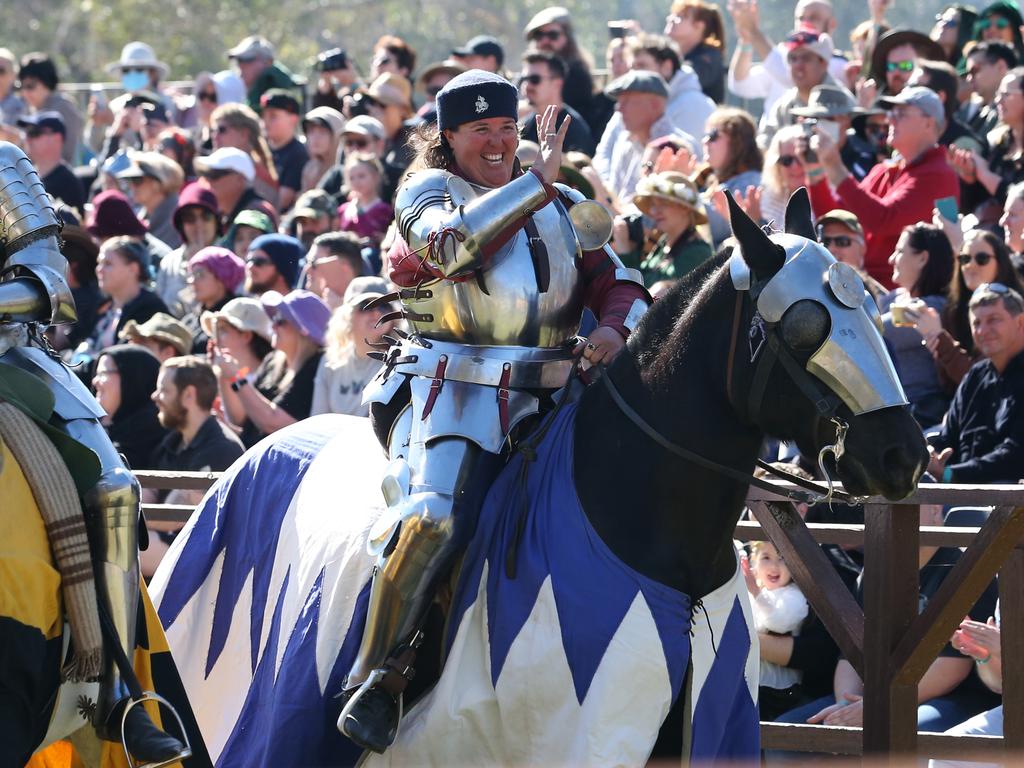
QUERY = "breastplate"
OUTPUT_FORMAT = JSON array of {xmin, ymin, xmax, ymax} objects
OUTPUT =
[{"xmin": 402, "ymin": 197, "xmax": 586, "ymax": 347}]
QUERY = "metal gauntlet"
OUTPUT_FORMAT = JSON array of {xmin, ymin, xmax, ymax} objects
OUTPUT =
[
  {"xmin": 395, "ymin": 168, "xmax": 550, "ymax": 278},
  {"xmin": 0, "ymin": 141, "xmax": 76, "ymax": 325}
]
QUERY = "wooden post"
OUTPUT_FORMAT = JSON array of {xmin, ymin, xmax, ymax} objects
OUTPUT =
[
  {"xmin": 862, "ymin": 504, "xmax": 920, "ymax": 757},
  {"xmin": 1000, "ymin": 546, "xmax": 1024, "ymax": 752}
]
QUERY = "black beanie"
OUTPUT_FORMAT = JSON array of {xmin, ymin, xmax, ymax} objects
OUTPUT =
[{"xmin": 436, "ymin": 70, "xmax": 518, "ymax": 131}]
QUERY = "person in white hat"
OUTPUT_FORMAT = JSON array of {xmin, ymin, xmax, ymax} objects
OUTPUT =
[
  {"xmin": 193, "ymin": 147, "xmax": 269, "ymax": 231},
  {"xmin": 89, "ymin": 43, "xmax": 175, "ymax": 158}
]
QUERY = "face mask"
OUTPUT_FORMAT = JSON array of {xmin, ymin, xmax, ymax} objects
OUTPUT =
[{"xmin": 121, "ymin": 70, "xmax": 149, "ymax": 92}]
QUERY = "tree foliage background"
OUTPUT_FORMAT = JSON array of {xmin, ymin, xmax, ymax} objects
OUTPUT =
[{"xmin": 20, "ymin": 0, "xmax": 957, "ymax": 86}]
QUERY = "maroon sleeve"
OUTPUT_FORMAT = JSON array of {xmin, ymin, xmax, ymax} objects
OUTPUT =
[{"xmin": 580, "ymin": 247, "xmax": 650, "ymax": 340}]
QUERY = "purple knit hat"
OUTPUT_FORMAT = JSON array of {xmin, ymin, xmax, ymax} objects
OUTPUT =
[
  {"xmin": 86, "ymin": 189, "xmax": 148, "ymax": 239},
  {"xmin": 188, "ymin": 246, "xmax": 245, "ymax": 293},
  {"xmin": 173, "ymin": 182, "xmax": 222, "ymax": 240}
]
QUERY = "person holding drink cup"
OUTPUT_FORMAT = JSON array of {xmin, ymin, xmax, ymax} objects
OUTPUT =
[{"xmin": 879, "ymin": 222, "xmax": 956, "ymax": 427}]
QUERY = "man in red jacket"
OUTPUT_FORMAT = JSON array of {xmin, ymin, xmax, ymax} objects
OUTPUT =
[{"xmin": 800, "ymin": 86, "xmax": 959, "ymax": 288}]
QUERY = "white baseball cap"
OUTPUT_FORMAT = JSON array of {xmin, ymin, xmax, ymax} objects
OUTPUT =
[{"xmin": 194, "ymin": 147, "xmax": 256, "ymax": 183}]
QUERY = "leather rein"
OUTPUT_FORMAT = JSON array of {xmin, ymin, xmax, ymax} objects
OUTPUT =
[{"xmin": 598, "ymin": 290, "xmax": 861, "ymax": 506}]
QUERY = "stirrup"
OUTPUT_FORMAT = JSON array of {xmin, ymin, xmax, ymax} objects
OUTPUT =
[
  {"xmin": 337, "ymin": 669, "xmax": 406, "ymax": 745},
  {"xmin": 120, "ymin": 692, "xmax": 193, "ymax": 768}
]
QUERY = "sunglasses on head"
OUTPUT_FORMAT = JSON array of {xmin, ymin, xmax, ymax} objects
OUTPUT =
[
  {"xmin": 198, "ymin": 91, "xmax": 217, "ymax": 103},
  {"xmin": 821, "ymin": 235, "xmax": 856, "ymax": 248},
  {"xmin": 530, "ymin": 29, "xmax": 563, "ymax": 41},
  {"xmin": 246, "ymin": 256, "xmax": 273, "ymax": 268},
  {"xmin": 519, "ymin": 73, "xmax": 545, "ymax": 86},
  {"xmin": 778, "ymin": 154, "xmax": 799, "ymax": 167},
  {"xmin": 958, "ymin": 250, "xmax": 993, "ymax": 266},
  {"xmin": 979, "ymin": 15, "xmax": 1011, "ymax": 29},
  {"xmin": 886, "ymin": 59, "xmax": 916, "ymax": 73},
  {"xmin": 978, "ymin": 281, "xmax": 1011, "ymax": 293}
]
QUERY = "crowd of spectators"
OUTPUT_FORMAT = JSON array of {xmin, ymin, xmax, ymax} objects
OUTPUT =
[{"xmin": 1, "ymin": 0, "xmax": 1023, "ymax": 757}]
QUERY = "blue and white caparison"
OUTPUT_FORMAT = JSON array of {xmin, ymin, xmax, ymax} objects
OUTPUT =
[{"xmin": 151, "ymin": 411, "xmax": 759, "ymax": 767}]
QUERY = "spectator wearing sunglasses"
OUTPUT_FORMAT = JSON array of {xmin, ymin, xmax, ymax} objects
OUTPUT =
[
  {"xmin": 760, "ymin": 125, "xmax": 811, "ymax": 228},
  {"xmin": 816, "ymin": 209, "xmax": 888, "ymax": 302},
  {"xmin": 319, "ymin": 115, "xmax": 400, "ymax": 206},
  {"xmin": 524, "ymin": 6, "xmax": 598, "ymax": 135},
  {"xmin": 17, "ymin": 52, "xmax": 83, "ymax": 165},
  {"xmin": 519, "ymin": 51, "xmax": 596, "ymax": 156},
  {"xmin": 370, "ymin": 35, "xmax": 417, "ymax": 84},
  {"xmin": 244, "ymin": 234, "xmax": 303, "ymax": 297},
  {"xmin": 210, "ymin": 102, "xmax": 280, "ymax": 207},
  {"xmin": 226, "ymin": 35, "xmax": 297, "ymax": 113},
  {"xmin": 998, "ymin": 181, "xmax": 1024, "ymax": 275},
  {"xmin": 879, "ymin": 223, "xmax": 955, "ymax": 428},
  {"xmin": 761, "ymin": 28, "xmax": 849, "ymax": 148},
  {"xmin": 802, "ymin": 87, "xmax": 959, "ymax": 289},
  {"xmin": 16, "ymin": 111, "xmax": 86, "ymax": 214},
  {"xmin": 927, "ymin": 282, "xmax": 1024, "ymax": 484},
  {"xmin": 913, "ymin": 229, "xmax": 1024, "ymax": 391},
  {"xmin": 115, "ymin": 151, "xmax": 186, "ymax": 249},
  {"xmin": 194, "ymin": 146, "xmax": 274, "ymax": 233},
  {"xmin": 973, "ymin": 1, "xmax": 1024, "ymax": 59},
  {"xmin": 931, "ymin": 6, "xmax": 979, "ymax": 69},
  {"xmin": 411, "ymin": 60, "xmax": 464, "ymax": 128},
  {"xmin": 157, "ymin": 182, "xmax": 222, "ymax": 316}
]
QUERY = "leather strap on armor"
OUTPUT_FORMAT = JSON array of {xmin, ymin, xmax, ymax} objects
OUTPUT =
[{"xmin": 523, "ymin": 215, "xmax": 550, "ymax": 293}]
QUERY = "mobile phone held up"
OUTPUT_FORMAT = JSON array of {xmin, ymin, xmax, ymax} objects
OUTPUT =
[
  {"xmin": 607, "ymin": 22, "xmax": 628, "ymax": 39},
  {"xmin": 935, "ymin": 196, "xmax": 958, "ymax": 223}
]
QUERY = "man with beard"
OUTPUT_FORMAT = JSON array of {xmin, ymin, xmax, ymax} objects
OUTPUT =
[
  {"xmin": 144, "ymin": 356, "xmax": 245, "ymax": 572},
  {"xmin": 244, "ymin": 233, "xmax": 302, "ymax": 297}
]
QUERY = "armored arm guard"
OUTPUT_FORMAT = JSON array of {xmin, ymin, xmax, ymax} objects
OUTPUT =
[
  {"xmin": 0, "ymin": 142, "xmax": 76, "ymax": 325},
  {"xmin": 395, "ymin": 168, "xmax": 553, "ymax": 279}
]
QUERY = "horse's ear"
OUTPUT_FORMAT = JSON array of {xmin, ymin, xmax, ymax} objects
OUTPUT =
[
  {"xmin": 783, "ymin": 187, "xmax": 816, "ymax": 240},
  {"xmin": 726, "ymin": 189, "xmax": 785, "ymax": 279}
]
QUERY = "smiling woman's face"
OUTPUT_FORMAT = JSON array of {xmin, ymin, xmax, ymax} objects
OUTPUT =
[{"xmin": 444, "ymin": 117, "xmax": 519, "ymax": 188}]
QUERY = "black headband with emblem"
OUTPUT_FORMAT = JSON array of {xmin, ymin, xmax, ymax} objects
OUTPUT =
[{"xmin": 435, "ymin": 69, "xmax": 518, "ymax": 131}]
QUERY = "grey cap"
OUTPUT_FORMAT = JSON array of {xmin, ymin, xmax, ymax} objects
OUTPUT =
[
  {"xmin": 791, "ymin": 84, "xmax": 856, "ymax": 118},
  {"xmin": 227, "ymin": 35, "xmax": 275, "ymax": 61},
  {"xmin": 605, "ymin": 70, "xmax": 669, "ymax": 100},
  {"xmin": 878, "ymin": 86, "xmax": 945, "ymax": 130}
]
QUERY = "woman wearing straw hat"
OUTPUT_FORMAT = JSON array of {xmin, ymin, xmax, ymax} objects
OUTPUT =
[{"xmin": 614, "ymin": 171, "xmax": 711, "ymax": 285}]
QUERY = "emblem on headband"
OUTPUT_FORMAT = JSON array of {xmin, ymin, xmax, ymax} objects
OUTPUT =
[{"xmin": 475, "ymin": 95, "xmax": 489, "ymax": 113}]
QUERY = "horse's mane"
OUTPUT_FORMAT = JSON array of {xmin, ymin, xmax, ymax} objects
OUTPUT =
[{"xmin": 627, "ymin": 246, "xmax": 733, "ymax": 376}]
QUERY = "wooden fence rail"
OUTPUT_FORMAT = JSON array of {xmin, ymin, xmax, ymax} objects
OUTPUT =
[{"xmin": 136, "ymin": 471, "xmax": 1024, "ymax": 761}]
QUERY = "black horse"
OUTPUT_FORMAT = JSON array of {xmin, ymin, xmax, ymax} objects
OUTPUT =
[{"xmin": 151, "ymin": 188, "xmax": 928, "ymax": 766}]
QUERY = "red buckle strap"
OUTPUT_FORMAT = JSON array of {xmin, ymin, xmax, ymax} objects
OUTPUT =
[
  {"xmin": 496, "ymin": 362, "xmax": 512, "ymax": 436},
  {"xmin": 421, "ymin": 355, "xmax": 448, "ymax": 420}
]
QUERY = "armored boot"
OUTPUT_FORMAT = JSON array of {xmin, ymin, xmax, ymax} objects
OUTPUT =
[
  {"xmin": 339, "ymin": 436, "xmax": 502, "ymax": 753},
  {"xmin": 84, "ymin": 465, "xmax": 189, "ymax": 765}
]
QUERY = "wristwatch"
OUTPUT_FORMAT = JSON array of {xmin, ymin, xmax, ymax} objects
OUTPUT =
[{"xmin": 230, "ymin": 376, "xmax": 250, "ymax": 393}]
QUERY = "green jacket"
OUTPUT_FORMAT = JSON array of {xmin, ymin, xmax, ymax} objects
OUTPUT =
[{"xmin": 637, "ymin": 230, "xmax": 713, "ymax": 287}]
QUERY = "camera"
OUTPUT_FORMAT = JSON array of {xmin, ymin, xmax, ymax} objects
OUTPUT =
[
  {"xmin": 316, "ymin": 48, "xmax": 348, "ymax": 73},
  {"xmin": 346, "ymin": 92, "xmax": 371, "ymax": 118},
  {"xmin": 801, "ymin": 118, "xmax": 819, "ymax": 163},
  {"xmin": 622, "ymin": 213, "xmax": 645, "ymax": 246}
]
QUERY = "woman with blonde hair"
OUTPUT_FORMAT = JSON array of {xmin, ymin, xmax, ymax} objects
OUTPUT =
[
  {"xmin": 664, "ymin": 0, "xmax": 727, "ymax": 102},
  {"xmin": 210, "ymin": 102, "xmax": 279, "ymax": 206},
  {"xmin": 311, "ymin": 277, "xmax": 398, "ymax": 416},
  {"xmin": 759, "ymin": 124, "xmax": 809, "ymax": 228}
]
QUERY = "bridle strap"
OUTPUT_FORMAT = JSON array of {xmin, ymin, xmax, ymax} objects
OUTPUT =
[
  {"xmin": 597, "ymin": 364, "xmax": 823, "ymax": 505},
  {"xmin": 725, "ymin": 290, "xmax": 744, "ymax": 412}
]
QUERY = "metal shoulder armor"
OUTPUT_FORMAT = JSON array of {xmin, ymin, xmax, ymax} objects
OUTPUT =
[
  {"xmin": 395, "ymin": 167, "xmax": 550, "ymax": 278},
  {"xmin": 0, "ymin": 142, "xmax": 76, "ymax": 325}
]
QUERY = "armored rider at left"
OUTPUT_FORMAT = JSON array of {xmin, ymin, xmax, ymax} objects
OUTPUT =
[{"xmin": 0, "ymin": 142, "xmax": 190, "ymax": 764}]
